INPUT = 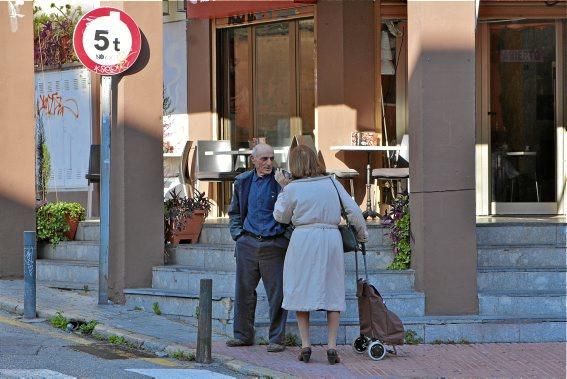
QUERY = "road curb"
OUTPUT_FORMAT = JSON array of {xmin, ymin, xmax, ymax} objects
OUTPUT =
[{"xmin": 0, "ymin": 297, "xmax": 291, "ymax": 378}]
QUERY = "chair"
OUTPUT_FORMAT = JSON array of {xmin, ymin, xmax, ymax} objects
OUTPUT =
[
  {"xmin": 291, "ymin": 135, "xmax": 359, "ymax": 199},
  {"xmin": 178, "ymin": 140, "xmax": 194, "ymax": 197},
  {"xmin": 372, "ymin": 134, "xmax": 409, "ymax": 202},
  {"xmin": 195, "ymin": 140, "xmax": 240, "ymax": 183},
  {"xmin": 85, "ymin": 144, "xmax": 100, "ymax": 219}
]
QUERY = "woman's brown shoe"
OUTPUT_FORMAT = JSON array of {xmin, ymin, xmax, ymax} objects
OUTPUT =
[
  {"xmin": 327, "ymin": 349, "xmax": 340, "ymax": 365},
  {"xmin": 298, "ymin": 347, "xmax": 312, "ymax": 363}
]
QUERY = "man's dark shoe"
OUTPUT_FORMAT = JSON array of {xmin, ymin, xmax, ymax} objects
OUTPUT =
[
  {"xmin": 267, "ymin": 343, "xmax": 286, "ymax": 352},
  {"xmin": 226, "ymin": 338, "xmax": 253, "ymax": 347}
]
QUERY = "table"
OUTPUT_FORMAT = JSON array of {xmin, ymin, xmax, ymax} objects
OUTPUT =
[
  {"xmin": 330, "ymin": 145, "xmax": 401, "ymax": 219},
  {"xmin": 505, "ymin": 151, "xmax": 539, "ymax": 202}
]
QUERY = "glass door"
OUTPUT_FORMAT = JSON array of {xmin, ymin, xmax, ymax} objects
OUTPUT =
[
  {"xmin": 488, "ymin": 21, "xmax": 561, "ymax": 214},
  {"xmin": 217, "ymin": 18, "xmax": 315, "ymax": 151}
]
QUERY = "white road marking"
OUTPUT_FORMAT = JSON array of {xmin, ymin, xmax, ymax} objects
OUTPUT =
[
  {"xmin": 0, "ymin": 369, "xmax": 76, "ymax": 379},
  {"xmin": 126, "ymin": 368, "xmax": 235, "ymax": 379}
]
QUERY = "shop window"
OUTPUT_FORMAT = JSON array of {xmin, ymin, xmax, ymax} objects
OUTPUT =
[
  {"xmin": 380, "ymin": 21, "xmax": 407, "ymax": 145},
  {"xmin": 217, "ymin": 18, "xmax": 315, "ymax": 149}
]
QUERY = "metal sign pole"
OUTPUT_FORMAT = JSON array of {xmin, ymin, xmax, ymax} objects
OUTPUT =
[{"xmin": 99, "ymin": 75, "xmax": 112, "ymax": 305}]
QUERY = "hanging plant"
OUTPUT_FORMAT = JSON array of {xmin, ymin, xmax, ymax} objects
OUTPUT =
[
  {"xmin": 382, "ymin": 192, "xmax": 411, "ymax": 270},
  {"xmin": 33, "ymin": 4, "xmax": 83, "ymax": 69}
]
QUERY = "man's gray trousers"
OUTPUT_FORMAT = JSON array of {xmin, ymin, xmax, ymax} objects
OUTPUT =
[{"xmin": 233, "ymin": 234, "xmax": 288, "ymax": 345}]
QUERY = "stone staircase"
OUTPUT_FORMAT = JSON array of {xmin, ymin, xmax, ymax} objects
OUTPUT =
[
  {"xmin": 476, "ymin": 222, "xmax": 566, "ymax": 321},
  {"xmin": 124, "ymin": 221, "xmax": 426, "ymax": 344},
  {"xmin": 36, "ymin": 218, "xmax": 566, "ymax": 343},
  {"xmin": 37, "ymin": 220, "xmax": 100, "ymax": 291}
]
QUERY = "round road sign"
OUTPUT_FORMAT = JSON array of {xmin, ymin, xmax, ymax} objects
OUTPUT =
[{"xmin": 73, "ymin": 7, "xmax": 141, "ymax": 75}]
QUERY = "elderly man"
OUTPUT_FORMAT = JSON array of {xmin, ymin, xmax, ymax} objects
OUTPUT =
[{"xmin": 226, "ymin": 143, "xmax": 290, "ymax": 352}]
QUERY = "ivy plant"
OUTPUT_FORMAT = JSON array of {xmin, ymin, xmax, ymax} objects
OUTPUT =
[
  {"xmin": 383, "ymin": 192, "xmax": 411, "ymax": 270},
  {"xmin": 33, "ymin": 4, "xmax": 83, "ymax": 68},
  {"xmin": 36, "ymin": 201, "xmax": 86, "ymax": 245}
]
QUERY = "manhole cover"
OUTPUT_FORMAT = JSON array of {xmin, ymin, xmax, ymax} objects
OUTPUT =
[{"xmin": 69, "ymin": 343, "xmax": 154, "ymax": 360}]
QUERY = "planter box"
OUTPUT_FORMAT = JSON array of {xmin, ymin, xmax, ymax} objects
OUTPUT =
[{"xmin": 168, "ymin": 210, "xmax": 206, "ymax": 245}]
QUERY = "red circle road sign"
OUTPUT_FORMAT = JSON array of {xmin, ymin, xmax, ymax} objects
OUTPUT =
[{"xmin": 73, "ymin": 7, "xmax": 141, "ymax": 75}]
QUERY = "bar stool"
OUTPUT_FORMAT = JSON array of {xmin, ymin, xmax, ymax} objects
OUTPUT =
[
  {"xmin": 85, "ymin": 144, "xmax": 100, "ymax": 219},
  {"xmin": 371, "ymin": 134, "xmax": 409, "ymax": 204},
  {"xmin": 326, "ymin": 169, "xmax": 359, "ymax": 199}
]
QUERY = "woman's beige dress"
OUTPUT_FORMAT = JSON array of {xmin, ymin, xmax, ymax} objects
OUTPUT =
[{"xmin": 273, "ymin": 175, "xmax": 368, "ymax": 312}]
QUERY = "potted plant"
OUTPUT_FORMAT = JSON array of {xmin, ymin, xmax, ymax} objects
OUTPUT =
[
  {"xmin": 164, "ymin": 188, "xmax": 212, "ymax": 245},
  {"xmin": 36, "ymin": 201, "xmax": 86, "ymax": 245}
]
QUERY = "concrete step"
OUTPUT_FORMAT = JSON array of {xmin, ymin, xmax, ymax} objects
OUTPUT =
[
  {"xmin": 124, "ymin": 288, "xmax": 424, "ymax": 322},
  {"xmin": 168, "ymin": 244, "xmax": 395, "ymax": 271},
  {"xmin": 254, "ymin": 315, "xmax": 567, "ymax": 344},
  {"xmin": 477, "ymin": 223, "xmax": 566, "ymax": 247},
  {"xmin": 478, "ymin": 246, "xmax": 567, "ymax": 268},
  {"xmin": 37, "ymin": 260, "xmax": 98, "ymax": 290},
  {"xmin": 151, "ymin": 265, "xmax": 415, "ymax": 294},
  {"xmin": 123, "ymin": 294, "xmax": 566, "ymax": 344},
  {"xmin": 198, "ymin": 219, "xmax": 392, "ymax": 247},
  {"xmin": 75, "ymin": 220, "xmax": 100, "ymax": 241},
  {"xmin": 38, "ymin": 241, "xmax": 99, "ymax": 262},
  {"xmin": 479, "ymin": 291, "xmax": 566, "ymax": 317},
  {"xmin": 477, "ymin": 267, "xmax": 567, "ymax": 292}
]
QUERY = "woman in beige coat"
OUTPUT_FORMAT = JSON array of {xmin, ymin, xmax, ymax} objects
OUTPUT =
[{"xmin": 273, "ymin": 145, "xmax": 368, "ymax": 364}]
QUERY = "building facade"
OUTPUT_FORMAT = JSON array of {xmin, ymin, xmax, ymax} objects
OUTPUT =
[
  {"xmin": 0, "ymin": 1, "xmax": 564, "ymax": 317},
  {"xmin": 185, "ymin": 0, "xmax": 566, "ymax": 314}
]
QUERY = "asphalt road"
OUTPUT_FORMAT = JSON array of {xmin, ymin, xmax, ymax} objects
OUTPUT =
[{"xmin": 0, "ymin": 309, "xmax": 243, "ymax": 379}]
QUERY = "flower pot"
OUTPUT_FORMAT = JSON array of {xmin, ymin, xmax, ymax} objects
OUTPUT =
[
  {"xmin": 64, "ymin": 216, "xmax": 80, "ymax": 241},
  {"xmin": 169, "ymin": 210, "xmax": 206, "ymax": 245}
]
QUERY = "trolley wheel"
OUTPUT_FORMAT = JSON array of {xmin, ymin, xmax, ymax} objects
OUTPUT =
[
  {"xmin": 368, "ymin": 340, "xmax": 387, "ymax": 361},
  {"xmin": 352, "ymin": 336, "xmax": 370, "ymax": 354}
]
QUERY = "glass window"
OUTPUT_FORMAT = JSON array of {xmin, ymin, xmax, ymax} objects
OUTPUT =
[
  {"xmin": 217, "ymin": 18, "xmax": 315, "ymax": 149},
  {"xmin": 489, "ymin": 21, "xmax": 556, "ymax": 203},
  {"xmin": 254, "ymin": 23, "xmax": 292, "ymax": 147}
]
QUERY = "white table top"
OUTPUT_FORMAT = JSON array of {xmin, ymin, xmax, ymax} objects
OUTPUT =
[{"xmin": 330, "ymin": 145, "xmax": 401, "ymax": 152}]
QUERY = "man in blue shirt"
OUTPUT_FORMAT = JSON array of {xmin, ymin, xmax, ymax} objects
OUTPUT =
[{"xmin": 227, "ymin": 143, "xmax": 290, "ymax": 352}]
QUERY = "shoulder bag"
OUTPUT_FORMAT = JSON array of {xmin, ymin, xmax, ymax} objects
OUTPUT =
[{"xmin": 329, "ymin": 178, "xmax": 359, "ymax": 253}]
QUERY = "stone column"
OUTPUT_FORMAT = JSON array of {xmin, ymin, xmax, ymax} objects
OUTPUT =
[
  {"xmin": 316, "ymin": 0, "xmax": 375, "ymax": 204},
  {"xmin": 0, "ymin": 2, "xmax": 35, "ymax": 278},
  {"xmin": 102, "ymin": 1, "xmax": 164, "ymax": 302},
  {"xmin": 407, "ymin": 0, "xmax": 478, "ymax": 314}
]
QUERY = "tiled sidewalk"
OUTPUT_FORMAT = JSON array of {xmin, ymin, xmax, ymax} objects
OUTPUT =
[
  {"xmin": 0, "ymin": 280, "xmax": 565, "ymax": 378},
  {"xmin": 215, "ymin": 342, "xmax": 566, "ymax": 378}
]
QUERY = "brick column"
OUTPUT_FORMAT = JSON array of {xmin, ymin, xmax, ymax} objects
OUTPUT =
[
  {"xmin": 316, "ymin": 0, "xmax": 376, "ymax": 204},
  {"xmin": 102, "ymin": 1, "xmax": 164, "ymax": 302},
  {"xmin": 407, "ymin": 0, "xmax": 478, "ymax": 314},
  {"xmin": 0, "ymin": 3, "xmax": 35, "ymax": 278}
]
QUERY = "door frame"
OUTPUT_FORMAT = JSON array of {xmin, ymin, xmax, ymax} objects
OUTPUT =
[{"xmin": 475, "ymin": 20, "xmax": 566, "ymax": 216}]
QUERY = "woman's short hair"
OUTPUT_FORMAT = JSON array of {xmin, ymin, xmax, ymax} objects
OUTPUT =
[{"xmin": 288, "ymin": 145, "xmax": 324, "ymax": 179}]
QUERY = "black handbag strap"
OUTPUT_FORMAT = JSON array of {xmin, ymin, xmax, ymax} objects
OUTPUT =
[{"xmin": 329, "ymin": 177, "xmax": 351, "ymax": 225}]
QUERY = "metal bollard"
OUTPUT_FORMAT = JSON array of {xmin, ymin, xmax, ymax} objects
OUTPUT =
[
  {"xmin": 23, "ymin": 231, "xmax": 37, "ymax": 319},
  {"xmin": 196, "ymin": 278, "xmax": 212, "ymax": 364}
]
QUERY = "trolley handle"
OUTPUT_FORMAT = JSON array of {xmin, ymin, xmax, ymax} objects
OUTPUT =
[{"xmin": 355, "ymin": 242, "xmax": 369, "ymax": 283}]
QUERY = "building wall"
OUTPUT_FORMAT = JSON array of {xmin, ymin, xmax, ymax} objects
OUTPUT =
[
  {"xmin": 102, "ymin": 1, "xmax": 165, "ymax": 302},
  {"xmin": 315, "ymin": 0, "xmax": 376, "ymax": 204},
  {"xmin": 407, "ymin": 0, "xmax": 478, "ymax": 315},
  {"xmin": 0, "ymin": 2, "xmax": 36, "ymax": 278}
]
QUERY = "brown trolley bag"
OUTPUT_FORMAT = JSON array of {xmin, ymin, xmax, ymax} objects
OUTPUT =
[{"xmin": 352, "ymin": 243, "xmax": 405, "ymax": 360}]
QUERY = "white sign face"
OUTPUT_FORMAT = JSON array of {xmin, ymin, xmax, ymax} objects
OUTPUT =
[
  {"xmin": 82, "ymin": 11, "xmax": 133, "ymax": 67},
  {"xmin": 74, "ymin": 7, "xmax": 141, "ymax": 75}
]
